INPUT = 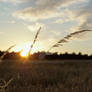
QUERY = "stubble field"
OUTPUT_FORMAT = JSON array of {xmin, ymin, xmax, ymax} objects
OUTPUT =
[{"xmin": 0, "ymin": 60, "xmax": 92, "ymax": 92}]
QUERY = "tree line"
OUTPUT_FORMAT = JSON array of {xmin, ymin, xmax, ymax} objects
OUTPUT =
[{"xmin": 0, "ymin": 50, "xmax": 92, "ymax": 60}]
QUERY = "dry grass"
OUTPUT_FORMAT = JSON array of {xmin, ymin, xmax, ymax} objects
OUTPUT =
[
  {"xmin": 0, "ymin": 45, "xmax": 16, "ymax": 62},
  {"xmin": 0, "ymin": 60, "xmax": 92, "ymax": 92},
  {"xmin": 0, "ymin": 78, "xmax": 13, "ymax": 92},
  {"xmin": 49, "ymin": 29, "xmax": 92, "ymax": 51}
]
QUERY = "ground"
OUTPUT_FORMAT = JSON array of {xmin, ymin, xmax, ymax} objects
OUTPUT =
[{"xmin": 0, "ymin": 60, "xmax": 92, "ymax": 92}]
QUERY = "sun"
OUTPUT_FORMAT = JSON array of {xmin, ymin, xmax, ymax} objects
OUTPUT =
[
  {"xmin": 15, "ymin": 42, "xmax": 43, "ymax": 58},
  {"xmin": 20, "ymin": 50, "xmax": 29, "ymax": 57},
  {"xmin": 20, "ymin": 43, "xmax": 31, "ymax": 58}
]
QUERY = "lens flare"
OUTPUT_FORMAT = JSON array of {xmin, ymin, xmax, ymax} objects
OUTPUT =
[{"xmin": 20, "ymin": 43, "xmax": 30, "ymax": 57}]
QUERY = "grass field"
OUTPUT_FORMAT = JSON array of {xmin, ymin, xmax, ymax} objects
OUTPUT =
[{"xmin": 0, "ymin": 60, "xmax": 92, "ymax": 92}]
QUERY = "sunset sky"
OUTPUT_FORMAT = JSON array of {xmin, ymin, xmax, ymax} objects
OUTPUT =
[{"xmin": 0, "ymin": 0, "xmax": 92, "ymax": 55}]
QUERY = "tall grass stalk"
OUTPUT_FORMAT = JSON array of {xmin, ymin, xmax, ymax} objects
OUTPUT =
[
  {"xmin": 48, "ymin": 29, "xmax": 92, "ymax": 51},
  {"xmin": 0, "ymin": 45, "xmax": 16, "ymax": 61},
  {"xmin": 28, "ymin": 27, "xmax": 41, "ymax": 56}
]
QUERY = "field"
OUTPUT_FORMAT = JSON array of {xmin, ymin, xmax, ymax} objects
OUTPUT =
[{"xmin": 0, "ymin": 60, "xmax": 92, "ymax": 92}]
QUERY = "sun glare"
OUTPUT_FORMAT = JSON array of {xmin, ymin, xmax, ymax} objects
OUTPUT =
[
  {"xmin": 20, "ymin": 50, "xmax": 28, "ymax": 57},
  {"xmin": 20, "ymin": 43, "xmax": 31, "ymax": 57},
  {"xmin": 14, "ymin": 42, "xmax": 44, "ymax": 58}
]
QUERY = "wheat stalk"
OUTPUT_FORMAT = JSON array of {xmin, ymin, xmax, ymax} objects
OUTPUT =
[
  {"xmin": 0, "ymin": 78, "xmax": 13, "ymax": 92},
  {"xmin": 0, "ymin": 45, "xmax": 16, "ymax": 61},
  {"xmin": 48, "ymin": 29, "xmax": 92, "ymax": 51},
  {"xmin": 28, "ymin": 27, "xmax": 41, "ymax": 55}
]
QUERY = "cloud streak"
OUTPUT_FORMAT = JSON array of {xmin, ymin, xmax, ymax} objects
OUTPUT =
[
  {"xmin": 69, "ymin": 0, "xmax": 92, "ymax": 31},
  {"xmin": 0, "ymin": 0, "xmax": 27, "ymax": 3},
  {"xmin": 14, "ymin": 0, "xmax": 86, "ymax": 21}
]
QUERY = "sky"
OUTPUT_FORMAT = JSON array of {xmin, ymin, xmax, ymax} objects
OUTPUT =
[{"xmin": 0, "ymin": 0, "xmax": 92, "ymax": 55}]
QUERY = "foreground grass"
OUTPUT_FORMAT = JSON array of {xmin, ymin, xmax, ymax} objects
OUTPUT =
[{"xmin": 0, "ymin": 60, "xmax": 92, "ymax": 92}]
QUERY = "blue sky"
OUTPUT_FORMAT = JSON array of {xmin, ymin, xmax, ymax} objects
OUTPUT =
[{"xmin": 0, "ymin": 0, "xmax": 92, "ymax": 55}]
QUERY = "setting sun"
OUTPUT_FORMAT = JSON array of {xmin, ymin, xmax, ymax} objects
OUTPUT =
[
  {"xmin": 20, "ymin": 50, "xmax": 29, "ymax": 57},
  {"xmin": 20, "ymin": 43, "xmax": 31, "ymax": 57}
]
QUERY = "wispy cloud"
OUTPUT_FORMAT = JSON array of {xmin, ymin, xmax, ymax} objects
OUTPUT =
[
  {"xmin": 69, "ymin": 0, "xmax": 92, "ymax": 30},
  {"xmin": 14, "ymin": 0, "xmax": 86, "ymax": 21},
  {"xmin": 0, "ymin": 0, "xmax": 27, "ymax": 3},
  {"xmin": 27, "ymin": 23, "xmax": 45, "ymax": 32},
  {"xmin": 53, "ymin": 0, "xmax": 92, "ymax": 33},
  {"xmin": 0, "ymin": 32, "xmax": 4, "ymax": 35}
]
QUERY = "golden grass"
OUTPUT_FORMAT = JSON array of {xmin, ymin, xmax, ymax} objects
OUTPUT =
[{"xmin": 0, "ymin": 60, "xmax": 92, "ymax": 92}]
